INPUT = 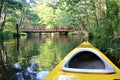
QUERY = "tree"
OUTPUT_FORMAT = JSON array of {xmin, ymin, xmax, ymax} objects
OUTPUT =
[
  {"xmin": 0, "ymin": 0, "xmax": 22, "ymax": 32},
  {"xmin": 105, "ymin": 0, "xmax": 120, "ymax": 35},
  {"xmin": 84, "ymin": 0, "xmax": 90, "ymax": 32},
  {"xmin": 90, "ymin": 0, "xmax": 99, "ymax": 27}
]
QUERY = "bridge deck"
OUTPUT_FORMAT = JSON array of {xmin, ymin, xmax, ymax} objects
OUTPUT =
[{"xmin": 20, "ymin": 28, "xmax": 73, "ymax": 33}]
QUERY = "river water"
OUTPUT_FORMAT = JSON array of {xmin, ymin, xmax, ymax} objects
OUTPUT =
[{"xmin": 0, "ymin": 34, "xmax": 85, "ymax": 80}]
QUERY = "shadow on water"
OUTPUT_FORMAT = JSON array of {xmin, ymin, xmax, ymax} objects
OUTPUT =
[
  {"xmin": 0, "ymin": 39, "xmax": 22, "ymax": 80},
  {"xmin": 0, "ymin": 40, "xmax": 11, "ymax": 80},
  {"xmin": 0, "ymin": 34, "xmax": 84, "ymax": 80}
]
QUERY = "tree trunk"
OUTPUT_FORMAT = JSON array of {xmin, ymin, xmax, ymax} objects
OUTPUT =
[
  {"xmin": 0, "ymin": 7, "xmax": 7, "ymax": 32},
  {"xmin": 0, "ymin": 0, "xmax": 4, "ymax": 19},
  {"xmin": 91, "ymin": 0, "xmax": 99, "ymax": 27},
  {"xmin": 84, "ymin": 0, "xmax": 90, "ymax": 32}
]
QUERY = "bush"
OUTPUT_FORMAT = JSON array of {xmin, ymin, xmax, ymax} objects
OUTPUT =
[{"xmin": 0, "ymin": 31, "xmax": 13, "ymax": 41}]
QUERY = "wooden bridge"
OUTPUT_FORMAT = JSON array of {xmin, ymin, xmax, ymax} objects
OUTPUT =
[{"xmin": 20, "ymin": 28, "xmax": 73, "ymax": 35}]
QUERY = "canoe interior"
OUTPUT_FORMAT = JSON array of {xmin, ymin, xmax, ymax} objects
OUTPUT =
[
  {"xmin": 62, "ymin": 48, "xmax": 115, "ymax": 73},
  {"xmin": 67, "ymin": 51, "xmax": 105, "ymax": 69}
]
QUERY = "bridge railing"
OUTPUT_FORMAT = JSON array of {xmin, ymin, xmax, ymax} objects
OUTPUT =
[{"xmin": 20, "ymin": 28, "xmax": 72, "ymax": 32}]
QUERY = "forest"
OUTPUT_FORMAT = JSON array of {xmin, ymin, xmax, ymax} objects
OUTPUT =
[{"xmin": 0, "ymin": 0, "xmax": 120, "ymax": 67}]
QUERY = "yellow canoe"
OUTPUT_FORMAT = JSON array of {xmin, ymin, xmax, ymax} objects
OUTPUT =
[{"xmin": 45, "ymin": 41, "xmax": 120, "ymax": 80}]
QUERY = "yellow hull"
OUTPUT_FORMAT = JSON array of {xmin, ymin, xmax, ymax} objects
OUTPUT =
[{"xmin": 45, "ymin": 41, "xmax": 120, "ymax": 80}]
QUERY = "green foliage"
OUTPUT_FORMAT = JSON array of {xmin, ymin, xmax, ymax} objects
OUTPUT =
[
  {"xmin": 1, "ymin": 0, "xmax": 119, "ymax": 34},
  {"xmin": 0, "ymin": 0, "xmax": 23, "ymax": 32},
  {"xmin": 102, "ymin": 0, "xmax": 120, "ymax": 35},
  {"xmin": 57, "ymin": 13, "xmax": 78, "ymax": 28},
  {"xmin": 105, "ymin": 36, "xmax": 120, "ymax": 68},
  {"xmin": 0, "ymin": 0, "xmax": 41, "ymax": 32},
  {"xmin": 5, "ymin": 0, "xmax": 22, "ymax": 10},
  {"xmin": 90, "ymin": 30, "xmax": 120, "ymax": 68},
  {"xmin": 22, "ymin": 10, "xmax": 40, "ymax": 27},
  {"xmin": 0, "ymin": 31, "xmax": 13, "ymax": 40}
]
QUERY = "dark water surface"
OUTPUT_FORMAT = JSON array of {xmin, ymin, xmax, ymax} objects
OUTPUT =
[{"xmin": 0, "ymin": 34, "xmax": 84, "ymax": 80}]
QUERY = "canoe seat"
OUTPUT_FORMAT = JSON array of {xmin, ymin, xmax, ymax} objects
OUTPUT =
[{"xmin": 68, "ymin": 51, "xmax": 105, "ymax": 69}]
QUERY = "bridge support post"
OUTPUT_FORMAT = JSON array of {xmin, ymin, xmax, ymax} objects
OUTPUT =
[
  {"xmin": 59, "ymin": 32, "xmax": 68, "ymax": 35},
  {"xmin": 39, "ymin": 33, "xmax": 41, "ymax": 37},
  {"xmin": 27, "ymin": 32, "xmax": 32, "ymax": 38},
  {"xmin": 14, "ymin": 22, "xmax": 20, "ymax": 38}
]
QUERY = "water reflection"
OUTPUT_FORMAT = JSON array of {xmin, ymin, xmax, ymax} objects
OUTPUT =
[
  {"xmin": 0, "ymin": 34, "xmax": 84, "ymax": 80},
  {"xmin": 0, "ymin": 40, "xmax": 12, "ymax": 80},
  {"xmin": 10, "ymin": 62, "xmax": 49, "ymax": 80}
]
